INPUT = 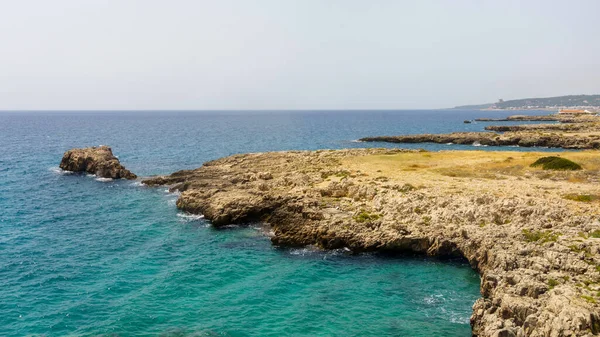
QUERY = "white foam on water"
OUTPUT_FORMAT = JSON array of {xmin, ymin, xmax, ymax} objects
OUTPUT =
[
  {"xmin": 423, "ymin": 293, "xmax": 445, "ymax": 305},
  {"xmin": 130, "ymin": 181, "xmax": 144, "ymax": 187},
  {"xmin": 288, "ymin": 247, "xmax": 318, "ymax": 256},
  {"xmin": 472, "ymin": 141, "xmax": 481, "ymax": 147},
  {"xmin": 446, "ymin": 142, "xmax": 453, "ymax": 145},
  {"xmin": 49, "ymin": 167, "xmax": 73, "ymax": 175},
  {"xmin": 448, "ymin": 312, "xmax": 470, "ymax": 324},
  {"xmin": 438, "ymin": 306, "xmax": 470, "ymax": 324},
  {"xmin": 176, "ymin": 213, "xmax": 205, "ymax": 221},
  {"xmin": 95, "ymin": 177, "xmax": 113, "ymax": 182},
  {"xmin": 167, "ymin": 199, "xmax": 177, "ymax": 206},
  {"xmin": 350, "ymin": 139, "xmax": 364, "ymax": 143}
]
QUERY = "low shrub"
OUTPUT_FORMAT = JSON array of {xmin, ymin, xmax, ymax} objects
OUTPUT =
[
  {"xmin": 563, "ymin": 194, "xmax": 599, "ymax": 202},
  {"xmin": 354, "ymin": 211, "xmax": 381, "ymax": 223},
  {"xmin": 530, "ymin": 156, "xmax": 582, "ymax": 171},
  {"xmin": 522, "ymin": 229, "xmax": 560, "ymax": 243}
]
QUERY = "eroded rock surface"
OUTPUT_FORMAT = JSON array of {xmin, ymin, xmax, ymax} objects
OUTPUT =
[
  {"xmin": 60, "ymin": 146, "xmax": 137, "ymax": 179},
  {"xmin": 143, "ymin": 149, "xmax": 600, "ymax": 337}
]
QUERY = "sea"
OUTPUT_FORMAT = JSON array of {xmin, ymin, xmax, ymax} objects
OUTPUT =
[{"xmin": 0, "ymin": 109, "xmax": 557, "ymax": 337}]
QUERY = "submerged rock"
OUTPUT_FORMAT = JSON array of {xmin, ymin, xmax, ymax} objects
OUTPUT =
[{"xmin": 59, "ymin": 146, "xmax": 137, "ymax": 179}]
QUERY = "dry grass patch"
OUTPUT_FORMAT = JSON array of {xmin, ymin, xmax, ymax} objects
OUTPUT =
[{"xmin": 563, "ymin": 194, "xmax": 600, "ymax": 202}]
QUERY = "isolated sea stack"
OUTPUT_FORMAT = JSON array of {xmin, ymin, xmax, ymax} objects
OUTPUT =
[{"xmin": 60, "ymin": 146, "xmax": 137, "ymax": 179}]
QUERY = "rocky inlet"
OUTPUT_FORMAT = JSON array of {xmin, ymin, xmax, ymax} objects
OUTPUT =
[
  {"xmin": 142, "ymin": 149, "xmax": 600, "ymax": 337},
  {"xmin": 65, "ymin": 146, "xmax": 600, "ymax": 336}
]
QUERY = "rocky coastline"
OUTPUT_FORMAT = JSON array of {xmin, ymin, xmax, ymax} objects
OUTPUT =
[
  {"xmin": 59, "ymin": 146, "xmax": 137, "ymax": 179},
  {"xmin": 473, "ymin": 115, "xmax": 591, "ymax": 123},
  {"xmin": 360, "ymin": 114, "xmax": 600, "ymax": 150},
  {"xmin": 139, "ymin": 148, "xmax": 600, "ymax": 337},
  {"xmin": 62, "ymin": 146, "xmax": 600, "ymax": 336}
]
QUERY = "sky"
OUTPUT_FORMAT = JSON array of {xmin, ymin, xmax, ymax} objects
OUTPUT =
[{"xmin": 0, "ymin": 0, "xmax": 599, "ymax": 110}]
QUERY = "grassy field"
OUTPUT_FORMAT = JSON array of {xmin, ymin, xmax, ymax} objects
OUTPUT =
[{"xmin": 341, "ymin": 150, "xmax": 600, "ymax": 207}]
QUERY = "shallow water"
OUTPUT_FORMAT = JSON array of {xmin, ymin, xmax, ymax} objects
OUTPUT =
[{"xmin": 0, "ymin": 110, "xmax": 554, "ymax": 336}]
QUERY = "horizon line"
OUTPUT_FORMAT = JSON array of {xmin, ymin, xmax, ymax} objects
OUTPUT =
[{"xmin": 0, "ymin": 108, "xmax": 462, "ymax": 112}]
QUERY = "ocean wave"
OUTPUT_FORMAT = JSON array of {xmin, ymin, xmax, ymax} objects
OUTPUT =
[
  {"xmin": 49, "ymin": 167, "xmax": 73, "ymax": 175},
  {"xmin": 447, "ymin": 312, "xmax": 470, "ymax": 324},
  {"xmin": 176, "ymin": 213, "xmax": 205, "ymax": 222},
  {"xmin": 438, "ymin": 306, "xmax": 470, "ymax": 324},
  {"xmin": 288, "ymin": 247, "xmax": 320, "ymax": 256},
  {"xmin": 95, "ymin": 177, "xmax": 113, "ymax": 182},
  {"xmin": 288, "ymin": 246, "xmax": 351, "ymax": 257},
  {"xmin": 423, "ymin": 294, "xmax": 471, "ymax": 324},
  {"xmin": 130, "ymin": 181, "xmax": 144, "ymax": 187},
  {"xmin": 350, "ymin": 139, "xmax": 364, "ymax": 143},
  {"xmin": 423, "ymin": 294, "xmax": 445, "ymax": 305}
]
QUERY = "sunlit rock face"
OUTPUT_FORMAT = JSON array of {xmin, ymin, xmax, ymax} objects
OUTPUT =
[{"xmin": 60, "ymin": 146, "xmax": 137, "ymax": 179}]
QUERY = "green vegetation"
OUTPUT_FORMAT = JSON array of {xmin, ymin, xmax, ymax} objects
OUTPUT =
[
  {"xmin": 548, "ymin": 278, "xmax": 559, "ymax": 289},
  {"xmin": 455, "ymin": 94, "xmax": 600, "ymax": 109},
  {"xmin": 321, "ymin": 170, "xmax": 350, "ymax": 179},
  {"xmin": 397, "ymin": 183, "xmax": 417, "ymax": 193},
  {"xmin": 590, "ymin": 230, "xmax": 600, "ymax": 238},
  {"xmin": 563, "ymin": 194, "xmax": 599, "ymax": 202},
  {"xmin": 495, "ymin": 95, "xmax": 600, "ymax": 109},
  {"xmin": 581, "ymin": 295, "xmax": 597, "ymax": 304},
  {"xmin": 353, "ymin": 211, "xmax": 381, "ymax": 223},
  {"xmin": 569, "ymin": 244, "xmax": 587, "ymax": 254},
  {"xmin": 522, "ymin": 229, "xmax": 560, "ymax": 243},
  {"xmin": 530, "ymin": 156, "xmax": 582, "ymax": 171}
]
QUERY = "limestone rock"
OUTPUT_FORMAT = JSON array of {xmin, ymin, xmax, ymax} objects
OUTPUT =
[
  {"xmin": 59, "ymin": 146, "xmax": 137, "ymax": 179},
  {"xmin": 141, "ymin": 148, "xmax": 600, "ymax": 336}
]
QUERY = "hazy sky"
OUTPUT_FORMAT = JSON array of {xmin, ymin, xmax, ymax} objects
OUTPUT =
[{"xmin": 1, "ymin": 0, "xmax": 599, "ymax": 110}]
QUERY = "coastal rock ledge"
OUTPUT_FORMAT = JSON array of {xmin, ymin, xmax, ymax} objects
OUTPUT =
[
  {"xmin": 60, "ymin": 146, "xmax": 136, "ymax": 179},
  {"xmin": 142, "ymin": 149, "xmax": 600, "ymax": 337}
]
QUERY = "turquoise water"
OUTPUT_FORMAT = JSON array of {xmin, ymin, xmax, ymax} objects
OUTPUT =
[{"xmin": 0, "ymin": 110, "xmax": 553, "ymax": 336}]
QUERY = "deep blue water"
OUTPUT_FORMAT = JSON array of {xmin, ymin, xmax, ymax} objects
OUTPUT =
[{"xmin": 0, "ymin": 110, "xmax": 553, "ymax": 336}]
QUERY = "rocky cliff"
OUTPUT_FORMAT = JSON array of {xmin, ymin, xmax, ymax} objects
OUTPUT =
[
  {"xmin": 143, "ymin": 149, "xmax": 600, "ymax": 337},
  {"xmin": 59, "ymin": 146, "xmax": 137, "ymax": 179}
]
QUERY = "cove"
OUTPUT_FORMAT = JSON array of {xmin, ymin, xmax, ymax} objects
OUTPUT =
[{"xmin": 1, "ymin": 110, "xmax": 509, "ymax": 336}]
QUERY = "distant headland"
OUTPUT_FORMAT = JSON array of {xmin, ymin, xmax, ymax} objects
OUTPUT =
[{"xmin": 454, "ymin": 94, "xmax": 600, "ymax": 112}]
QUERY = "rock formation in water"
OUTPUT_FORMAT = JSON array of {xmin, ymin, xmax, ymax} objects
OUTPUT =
[
  {"xmin": 360, "ymin": 131, "xmax": 600, "ymax": 149},
  {"xmin": 360, "ymin": 115, "xmax": 600, "ymax": 150},
  {"xmin": 60, "ymin": 146, "xmax": 137, "ymax": 179},
  {"xmin": 142, "ymin": 148, "xmax": 600, "ymax": 337}
]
